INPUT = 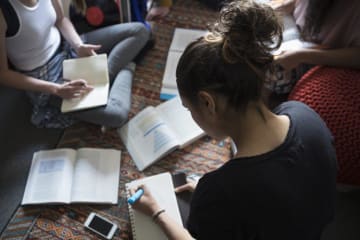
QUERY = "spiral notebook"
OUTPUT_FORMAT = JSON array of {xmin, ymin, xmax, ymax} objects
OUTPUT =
[{"xmin": 125, "ymin": 172, "xmax": 183, "ymax": 240}]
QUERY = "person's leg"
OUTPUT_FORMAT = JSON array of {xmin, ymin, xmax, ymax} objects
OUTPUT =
[
  {"xmin": 82, "ymin": 22, "xmax": 150, "ymax": 81},
  {"xmin": 71, "ymin": 23, "xmax": 149, "ymax": 127},
  {"xmin": 71, "ymin": 63, "xmax": 135, "ymax": 127}
]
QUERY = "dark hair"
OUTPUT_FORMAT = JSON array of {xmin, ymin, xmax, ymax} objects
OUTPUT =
[
  {"xmin": 176, "ymin": 0, "xmax": 282, "ymax": 111},
  {"xmin": 301, "ymin": 0, "xmax": 334, "ymax": 41}
]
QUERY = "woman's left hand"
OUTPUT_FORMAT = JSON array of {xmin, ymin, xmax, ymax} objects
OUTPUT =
[
  {"xmin": 130, "ymin": 185, "xmax": 162, "ymax": 217},
  {"xmin": 76, "ymin": 44, "xmax": 102, "ymax": 57},
  {"xmin": 274, "ymin": 49, "xmax": 303, "ymax": 71}
]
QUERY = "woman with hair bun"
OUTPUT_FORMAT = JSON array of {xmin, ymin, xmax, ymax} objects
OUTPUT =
[{"xmin": 129, "ymin": 1, "xmax": 337, "ymax": 239}]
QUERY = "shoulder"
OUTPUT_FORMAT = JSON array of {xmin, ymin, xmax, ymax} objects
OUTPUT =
[
  {"xmin": 274, "ymin": 100, "xmax": 334, "ymax": 148},
  {"xmin": 273, "ymin": 100, "xmax": 327, "ymax": 126},
  {"xmin": 277, "ymin": 99, "xmax": 328, "ymax": 123},
  {"xmin": 273, "ymin": 100, "xmax": 315, "ymax": 115}
]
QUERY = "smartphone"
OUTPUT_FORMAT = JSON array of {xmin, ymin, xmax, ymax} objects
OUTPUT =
[{"xmin": 84, "ymin": 212, "xmax": 117, "ymax": 239}]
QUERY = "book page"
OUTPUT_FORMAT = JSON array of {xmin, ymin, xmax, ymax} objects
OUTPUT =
[
  {"xmin": 126, "ymin": 172, "xmax": 183, "ymax": 240},
  {"xmin": 282, "ymin": 14, "xmax": 300, "ymax": 42},
  {"xmin": 273, "ymin": 39, "xmax": 318, "ymax": 55},
  {"xmin": 156, "ymin": 97, "xmax": 205, "ymax": 148},
  {"xmin": 160, "ymin": 28, "xmax": 207, "ymax": 100},
  {"xmin": 61, "ymin": 54, "xmax": 109, "ymax": 113},
  {"xmin": 169, "ymin": 28, "xmax": 207, "ymax": 52},
  {"xmin": 162, "ymin": 51, "xmax": 182, "ymax": 89},
  {"xmin": 118, "ymin": 106, "xmax": 179, "ymax": 171},
  {"xmin": 70, "ymin": 148, "xmax": 120, "ymax": 203},
  {"xmin": 22, "ymin": 149, "xmax": 76, "ymax": 205}
]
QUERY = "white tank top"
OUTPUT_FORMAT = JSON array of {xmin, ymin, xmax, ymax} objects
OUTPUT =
[{"xmin": 6, "ymin": 0, "xmax": 61, "ymax": 71}]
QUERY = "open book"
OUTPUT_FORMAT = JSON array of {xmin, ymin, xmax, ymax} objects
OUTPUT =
[
  {"xmin": 22, "ymin": 148, "xmax": 121, "ymax": 205},
  {"xmin": 125, "ymin": 172, "xmax": 183, "ymax": 240},
  {"xmin": 254, "ymin": 0, "xmax": 318, "ymax": 54},
  {"xmin": 272, "ymin": 14, "xmax": 318, "ymax": 55},
  {"xmin": 118, "ymin": 96, "xmax": 205, "ymax": 171},
  {"xmin": 61, "ymin": 54, "xmax": 109, "ymax": 113},
  {"xmin": 160, "ymin": 28, "xmax": 207, "ymax": 100}
]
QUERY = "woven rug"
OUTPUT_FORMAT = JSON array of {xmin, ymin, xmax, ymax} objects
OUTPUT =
[{"xmin": 0, "ymin": 1, "xmax": 231, "ymax": 239}]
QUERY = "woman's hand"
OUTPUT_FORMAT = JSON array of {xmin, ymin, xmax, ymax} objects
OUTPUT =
[
  {"xmin": 55, "ymin": 79, "xmax": 93, "ymax": 99},
  {"xmin": 75, "ymin": 44, "xmax": 102, "ymax": 57},
  {"xmin": 175, "ymin": 179, "xmax": 197, "ymax": 193},
  {"xmin": 130, "ymin": 185, "xmax": 162, "ymax": 216},
  {"xmin": 146, "ymin": 6, "xmax": 170, "ymax": 21},
  {"xmin": 274, "ymin": 49, "xmax": 304, "ymax": 71}
]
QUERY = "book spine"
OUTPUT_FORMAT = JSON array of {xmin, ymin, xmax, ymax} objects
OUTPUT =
[{"xmin": 125, "ymin": 183, "xmax": 137, "ymax": 240}]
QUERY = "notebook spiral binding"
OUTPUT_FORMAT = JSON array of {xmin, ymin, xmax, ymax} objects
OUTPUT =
[{"xmin": 125, "ymin": 183, "xmax": 137, "ymax": 240}]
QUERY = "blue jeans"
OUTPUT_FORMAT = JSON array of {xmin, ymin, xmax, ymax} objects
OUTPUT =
[{"xmin": 24, "ymin": 22, "xmax": 149, "ymax": 128}]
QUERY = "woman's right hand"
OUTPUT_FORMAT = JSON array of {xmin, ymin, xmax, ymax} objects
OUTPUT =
[
  {"xmin": 55, "ymin": 79, "xmax": 93, "ymax": 99},
  {"xmin": 130, "ymin": 185, "xmax": 162, "ymax": 217},
  {"xmin": 76, "ymin": 44, "xmax": 102, "ymax": 57}
]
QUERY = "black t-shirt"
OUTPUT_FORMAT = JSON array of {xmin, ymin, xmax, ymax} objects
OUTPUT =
[{"xmin": 187, "ymin": 101, "xmax": 337, "ymax": 240}]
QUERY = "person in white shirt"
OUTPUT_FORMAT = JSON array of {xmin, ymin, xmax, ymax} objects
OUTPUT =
[{"xmin": 0, "ymin": 0, "xmax": 149, "ymax": 128}]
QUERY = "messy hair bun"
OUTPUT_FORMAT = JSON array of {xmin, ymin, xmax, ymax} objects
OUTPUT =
[
  {"xmin": 176, "ymin": 0, "xmax": 283, "ymax": 111},
  {"xmin": 207, "ymin": 0, "xmax": 282, "ymax": 67}
]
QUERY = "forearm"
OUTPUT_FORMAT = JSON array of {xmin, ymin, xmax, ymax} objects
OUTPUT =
[
  {"xmin": 299, "ymin": 48, "xmax": 360, "ymax": 69},
  {"xmin": 155, "ymin": 213, "xmax": 193, "ymax": 240},
  {"xmin": 56, "ymin": 17, "xmax": 83, "ymax": 51},
  {"xmin": 0, "ymin": 70, "xmax": 58, "ymax": 95}
]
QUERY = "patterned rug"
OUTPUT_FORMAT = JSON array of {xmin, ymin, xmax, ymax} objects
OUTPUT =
[{"xmin": 1, "ymin": 1, "xmax": 231, "ymax": 239}]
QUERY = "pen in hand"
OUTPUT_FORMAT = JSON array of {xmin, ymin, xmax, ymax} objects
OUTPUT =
[{"xmin": 128, "ymin": 188, "xmax": 144, "ymax": 205}]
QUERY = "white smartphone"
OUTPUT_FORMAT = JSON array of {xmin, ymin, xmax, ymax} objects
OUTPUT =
[{"xmin": 84, "ymin": 212, "xmax": 118, "ymax": 239}]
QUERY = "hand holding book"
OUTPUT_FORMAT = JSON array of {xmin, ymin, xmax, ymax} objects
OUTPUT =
[{"xmin": 61, "ymin": 54, "xmax": 109, "ymax": 112}]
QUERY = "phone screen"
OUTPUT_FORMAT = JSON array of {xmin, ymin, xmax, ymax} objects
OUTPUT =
[{"xmin": 89, "ymin": 215, "xmax": 113, "ymax": 236}]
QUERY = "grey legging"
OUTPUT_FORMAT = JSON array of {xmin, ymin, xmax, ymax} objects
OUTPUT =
[{"xmin": 71, "ymin": 22, "xmax": 150, "ymax": 127}]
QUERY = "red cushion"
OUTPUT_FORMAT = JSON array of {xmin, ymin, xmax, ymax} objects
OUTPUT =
[{"xmin": 289, "ymin": 66, "xmax": 360, "ymax": 185}]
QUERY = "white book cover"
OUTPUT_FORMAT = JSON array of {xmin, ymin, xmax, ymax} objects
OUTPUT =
[
  {"xmin": 61, "ymin": 54, "xmax": 109, "ymax": 113},
  {"xmin": 125, "ymin": 172, "xmax": 183, "ymax": 240},
  {"xmin": 160, "ymin": 28, "xmax": 207, "ymax": 100}
]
